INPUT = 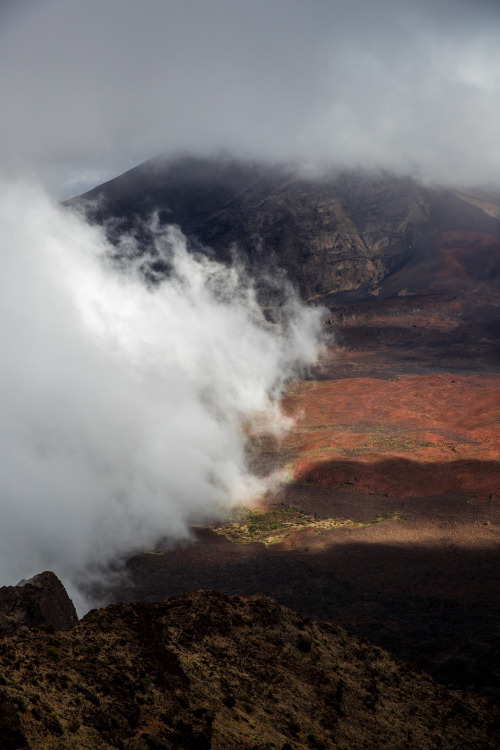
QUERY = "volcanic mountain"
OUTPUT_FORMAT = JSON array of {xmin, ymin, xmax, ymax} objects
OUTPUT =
[
  {"xmin": 68, "ymin": 154, "xmax": 500, "ymax": 301},
  {"xmin": 61, "ymin": 157, "xmax": 500, "ymax": 731}
]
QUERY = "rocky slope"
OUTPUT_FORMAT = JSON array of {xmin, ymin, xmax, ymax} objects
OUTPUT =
[
  {"xmin": 67, "ymin": 155, "xmax": 500, "ymax": 301},
  {"xmin": 0, "ymin": 589, "xmax": 498, "ymax": 750}
]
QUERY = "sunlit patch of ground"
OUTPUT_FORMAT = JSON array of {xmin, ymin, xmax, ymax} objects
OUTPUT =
[
  {"xmin": 280, "ymin": 373, "xmax": 500, "ymax": 499},
  {"xmin": 213, "ymin": 505, "xmax": 408, "ymax": 546}
]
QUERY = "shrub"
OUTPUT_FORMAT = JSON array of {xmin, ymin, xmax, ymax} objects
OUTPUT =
[{"xmin": 46, "ymin": 646, "xmax": 60, "ymax": 661}]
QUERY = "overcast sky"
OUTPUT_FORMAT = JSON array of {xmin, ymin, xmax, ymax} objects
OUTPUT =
[{"xmin": 2, "ymin": 0, "xmax": 500, "ymax": 196}]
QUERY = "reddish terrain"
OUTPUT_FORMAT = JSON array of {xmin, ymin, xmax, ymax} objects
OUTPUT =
[
  {"xmin": 285, "ymin": 370, "xmax": 500, "ymax": 499},
  {"xmin": 97, "ymin": 287, "xmax": 500, "ymax": 700}
]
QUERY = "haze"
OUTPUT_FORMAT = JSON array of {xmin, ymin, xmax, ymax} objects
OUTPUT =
[{"xmin": 1, "ymin": 0, "xmax": 500, "ymax": 195}]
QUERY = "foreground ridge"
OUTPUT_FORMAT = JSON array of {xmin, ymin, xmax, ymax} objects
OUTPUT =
[{"xmin": 0, "ymin": 589, "xmax": 497, "ymax": 749}]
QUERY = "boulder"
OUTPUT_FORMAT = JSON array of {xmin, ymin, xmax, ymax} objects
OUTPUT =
[{"xmin": 0, "ymin": 571, "xmax": 78, "ymax": 634}]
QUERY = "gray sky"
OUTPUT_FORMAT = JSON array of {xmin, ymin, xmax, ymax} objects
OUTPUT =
[{"xmin": 2, "ymin": 0, "xmax": 500, "ymax": 195}]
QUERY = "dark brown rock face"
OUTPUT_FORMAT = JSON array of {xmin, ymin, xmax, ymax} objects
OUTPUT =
[
  {"xmin": 67, "ymin": 155, "xmax": 500, "ymax": 301},
  {"xmin": 0, "ymin": 590, "xmax": 497, "ymax": 749},
  {"xmin": 0, "ymin": 571, "xmax": 78, "ymax": 634}
]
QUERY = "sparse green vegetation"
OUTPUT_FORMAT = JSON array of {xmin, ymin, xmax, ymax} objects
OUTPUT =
[
  {"xmin": 214, "ymin": 506, "xmax": 408, "ymax": 545},
  {"xmin": 342, "ymin": 435, "xmax": 434, "ymax": 454}
]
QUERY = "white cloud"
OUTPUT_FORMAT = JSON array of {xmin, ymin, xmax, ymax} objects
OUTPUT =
[{"xmin": 0, "ymin": 180, "xmax": 322, "ymax": 610}]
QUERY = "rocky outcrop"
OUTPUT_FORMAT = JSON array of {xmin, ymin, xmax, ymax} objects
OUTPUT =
[
  {"xmin": 0, "ymin": 590, "xmax": 497, "ymax": 749},
  {"xmin": 0, "ymin": 572, "xmax": 78, "ymax": 634}
]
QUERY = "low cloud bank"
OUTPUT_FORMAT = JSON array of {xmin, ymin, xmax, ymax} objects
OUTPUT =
[
  {"xmin": 2, "ymin": 1, "xmax": 500, "ymax": 193},
  {"xmin": 0, "ymin": 182, "xmax": 322, "ymax": 611}
]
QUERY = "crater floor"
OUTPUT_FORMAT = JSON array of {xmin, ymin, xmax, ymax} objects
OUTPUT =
[{"xmin": 97, "ymin": 290, "xmax": 500, "ymax": 698}]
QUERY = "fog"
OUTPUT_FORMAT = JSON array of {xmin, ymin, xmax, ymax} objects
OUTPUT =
[
  {"xmin": 1, "ymin": 0, "xmax": 500, "ymax": 195},
  {"xmin": 0, "ymin": 181, "xmax": 322, "ymax": 610}
]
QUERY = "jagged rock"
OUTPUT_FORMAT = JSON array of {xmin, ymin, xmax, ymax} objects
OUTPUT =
[{"xmin": 0, "ymin": 571, "xmax": 78, "ymax": 634}]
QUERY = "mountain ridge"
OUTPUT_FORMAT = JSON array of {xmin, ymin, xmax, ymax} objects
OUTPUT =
[{"xmin": 67, "ymin": 155, "xmax": 500, "ymax": 301}]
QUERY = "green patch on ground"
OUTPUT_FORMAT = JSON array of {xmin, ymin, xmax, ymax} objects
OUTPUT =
[
  {"xmin": 295, "ymin": 423, "xmax": 392, "ymax": 433},
  {"xmin": 338, "ymin": 435, "xmax": 435, "ymax": 455},
  {"xmin": 214, "ymin": 506, "xmax": 408, "ymax": 546},
  {"xmin": 338, "ymin": 423, "xmax": 389, "ymax": 433}
]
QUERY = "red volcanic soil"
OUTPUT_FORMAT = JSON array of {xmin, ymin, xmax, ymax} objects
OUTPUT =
[
  {"xmin": 283, "ymin": 372, "xmax": 500, "ymax": 500},
  {"xmin": 97, "ymin": 290, "xmax": 500, "ymax": 699}
]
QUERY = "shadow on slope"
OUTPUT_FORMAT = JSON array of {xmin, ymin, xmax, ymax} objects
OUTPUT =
[
  {"xmin": 96, "ymin": 529, "xmax": 500, "ymax": 697},
  {"xmin": 296, "ymin": 457, "xmax": 500, "ymax": 499}
]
